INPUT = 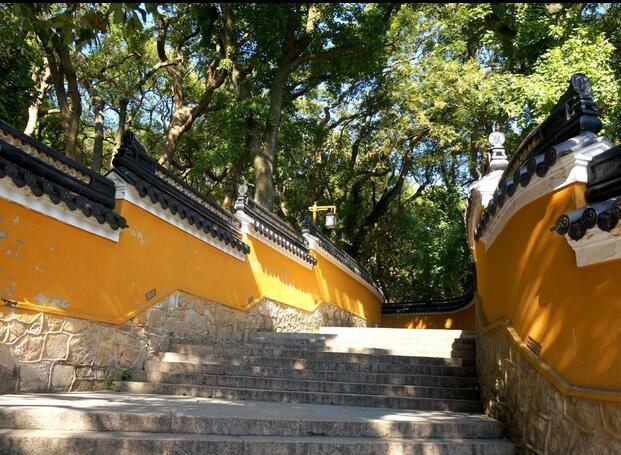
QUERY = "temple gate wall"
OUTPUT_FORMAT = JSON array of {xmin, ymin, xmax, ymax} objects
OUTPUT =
[
  {"xmin": 0, "ymin": 123, "xmax": 382, "ymax": 393},
  {"xmin": 380, "ymin": 304, "xmax": 475, "ymax": 330},
  {"xmin": 468, "ymin": 75, "xmax": 621, "ymax": 453}
]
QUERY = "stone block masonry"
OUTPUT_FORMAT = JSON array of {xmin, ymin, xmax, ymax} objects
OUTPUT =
[
  {"xmin": 0, "ymin": 292, "xmax": 366, "ymax": 393},
  {"xmin": 477, "ymin": 324, "xmax": 621, "ymax": 454}
]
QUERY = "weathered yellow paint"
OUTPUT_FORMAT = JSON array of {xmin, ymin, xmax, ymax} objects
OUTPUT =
[
  {"xmin": 477, "ymin": 304, "xmax": 621, "ymax": 402},
  {"xmin": 475, "ymin": 182, "xmax": 621, "ymax": 390},
  {"xmin": 0, "ymin": 197, "xmax": 382, "ymax": 326},
  {"xmin": 381, "ymin": 304, "xmax": 475, "ymax": 330}
]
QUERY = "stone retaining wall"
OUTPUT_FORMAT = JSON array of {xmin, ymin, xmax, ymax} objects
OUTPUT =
[
  {"xmin": 0, "ymin": 293, "xmax": 367, "ymax": 393},
  {"xmin": 477, "ymin": 323, "xmax": 621, "ymax": 454}
]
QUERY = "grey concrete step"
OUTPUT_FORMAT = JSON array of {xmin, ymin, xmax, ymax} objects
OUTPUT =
[
  {"xmin": 242, "ymin": 339, "xmax": 476, "ymax": 353},
  {"xmin": 171, "ymin": 343, "xmax": 476, "ymax": 363},
  {"xmin": 116, "ymin": 381, "xmax": 482, "ymax": 412},
  {"xmin": 316, "ymin": 328, "xmax": 476, "ymax": 342},
  {"xmin": 251, "ymin": 331, "xmax": 475, "ymax": 341},
  {"xmin": 159, "ymin": 352, "xmax": 476, "ymax": 374},
  {"xmin": 0, "ymin": 393, "xmax": 504, "ymax": 439},
  {"xmin": 256, "ymin": 328, "xmax": 475, "ymax": 341},
  {"xmin": 0, "ymin": 429, "xmax": 239, "ymax": 455},
  {"xmin": 248, "ymin": 333, "xmax": 475, "ymax": 349},
  {"xmin": 145, "ymin": 360, "xmax": 479, "ymax": 387},
  {"xmin": 0, "ymin": 429, "xmax": 515, "ymax": 455},
  {"xmin": 143, "ymin": 370, "xmax": 480, "ymax": 400}
]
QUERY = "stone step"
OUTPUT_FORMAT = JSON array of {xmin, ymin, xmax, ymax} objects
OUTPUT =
[
  {"xmin": 318, "ymin": 327, "xmax": 476, "ymax": 334},
  {"xmin": 257, "ymin": 328, "xmax": 475, "ymax": 341},
  {"xmin": 0, "ymin": 429, "xmax": 515, "ymax": 455},
  {"xmin": 0, "ymin": 393, "xmax": 504, "ymax": 439},
  {"xmin": 244, "ymin": 345, "xmax": 476, "ymax": 360},
  {"xmin": 171, "ymin": 343, "xmax": 476, "ymax": 363},
  {"xmin": 318, "ymin": 327, "xmax": 476, "ymax": 338},
  {"xmin": 158, "ymin": 352, "xmax": 477, "ymax": 376},
  {"xmin": 117, "ymin": 381, "xmax": 482, "ymax": 412},
  {"xmin": 144, "ymin": 370, "xmax": 480, "ymax": 400},
  {"xmin": 145, "ymin": 360, "xmax": 479, "ymax": 387},
  {"xmin": 249, "ymin": 333, "xmax": 475, "ymax": 349},
  {"xmin": 245, "ymin": 337, "xmax": 476, "ymax": 350}
]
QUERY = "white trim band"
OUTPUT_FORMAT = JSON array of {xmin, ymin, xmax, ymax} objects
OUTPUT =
[
  {"xmin": 108, "ymin": 171, "xmax": 246, "ymax": 261},
  {"xmin": 479, "ymin": 136, "xmax": 614, "ymax": 250},
  {"xmin": 566, "ymin": 226, "xmax": 621, "ymax": 267},
  {"xmin": 235, "ymin": 211, "xmax": 314, "ymax": 269},
  {"xmin": 0, "ymin": 176, "xmax": 120, "ymax": 242}
]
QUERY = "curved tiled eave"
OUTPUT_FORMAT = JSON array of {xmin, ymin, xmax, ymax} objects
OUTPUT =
[
  {"xmin": 234, "ymin": 196, "xmax": 316, "ymax": 266},
  {"xmin": 500, "ymin": 74, "xmax": 602, "ymax": 181},
  {"xmin": 251, "ymin": 219, "xmax": 317, "ymax": 265},
  {"xmin": 474, "ymin": 134, "xmax": 613, "ymax": 250},
  {"xmin": 381, "ymin": 290, "xmax": 474, "ymax": 315},
  {"xmin": 110, "ymin": 131, "xmax": 249, "ymax": 256},
  {"xmin": 0, "ymin": 153, "xmax": 127, "ymax": 232},
  {"xmin": 475, "ymin": 74, "xmax": 607, "ymax": 247},
  {"xmin": 302, "ymin": 220, "xmax": 382, "ymax": 296},
  {"xmin": 554, "ymin": 198, "xmax": 620, "ymax": 241},
  {"xmin": 112, "ymin": 167, "xmax": 249, "ymax": 256},
  {"xmin": 553, "ymin": 143, "xmax": 621, "ymax": 266}
]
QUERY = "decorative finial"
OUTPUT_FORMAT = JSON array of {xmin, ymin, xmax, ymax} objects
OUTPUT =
[
  {"xmin": 487, "ymin": 131, "xmax": 508, "ymax": 173},
  {"xmin": 238, "ymin": 182, "xmax": 248, "ymax": 197},
  {"xmin": 120, "ymin": 130, "xmax": 146, "ymax": 155},
  {"xmin": 488, "ymin": 131, "xmax": 505, "ymax": 148},
  {"xmin": 570, "ymin": 73, "xmax": 592, "ymax": 96}
]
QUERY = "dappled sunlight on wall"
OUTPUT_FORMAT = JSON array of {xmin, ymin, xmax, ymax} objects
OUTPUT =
[
  {"xmin": 476, "ymin": 183, "xmax": 621, "ymax": 389},
  {"xmin": 381, "ymin": 305, "xmax": 474, "ymax": 330},
  {"xmin": 312, "ymin": 251, "xmax": 381, "ymax": 324},
  {"xmin": 0, "ymin": 195, "xmax": 382, "ymax": 326}
]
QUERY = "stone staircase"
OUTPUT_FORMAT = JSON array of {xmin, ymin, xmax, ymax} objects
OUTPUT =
[{"xmin": 0, "ymin": 328, "xmax": 515, "ymax": 454}]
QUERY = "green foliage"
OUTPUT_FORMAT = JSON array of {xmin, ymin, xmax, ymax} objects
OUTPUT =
[
  {"xmin": 105, "ymin": 377, "xmax": 116, "ymax": 391},
  {"xmin": 2, "ymin": 3, "xmax": 621, "ymax": 301},
  {"xmin": 0, "ymin": 26, "xmax": 36, "ymax": 128},
  {"xmin": 367, "ymin": 186, "xmax": 473, "ymax": 301},
  {"xmin": 120, "ymin": 369, "xmax": 133, "ymax": 381},
  {"xmin": 515, "ymin": 28, "xmax": 618, "ymax": 133}
]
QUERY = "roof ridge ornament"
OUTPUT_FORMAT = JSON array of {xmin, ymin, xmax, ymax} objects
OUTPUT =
[
  {"xmin": 121, "ymin": 131, "xmax": 146, "ymax": 156},
  {"xmin": 501, "ymin": 73, "xmax": 601, "ymax": 181},
  {"xmin": 571, "ymin": 73, "xmax": 592, "ymax": 96},
  {"xmin": 112, "ymin": 130, "xmax": 250, "ymax": 255},
  {"xmin": 487, "ymin": 131, "xmax": 508, "ymax": 173}
]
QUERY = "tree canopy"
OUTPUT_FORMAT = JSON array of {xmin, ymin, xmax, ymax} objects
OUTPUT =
[{"xmin": 2, "ymin": 3, "xmax": 619, "ymax": 301}]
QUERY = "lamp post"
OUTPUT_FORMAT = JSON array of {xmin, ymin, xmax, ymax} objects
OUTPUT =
[{"xmin": 308, "ymin": 202, "xmax": 338, "ymax": 229}]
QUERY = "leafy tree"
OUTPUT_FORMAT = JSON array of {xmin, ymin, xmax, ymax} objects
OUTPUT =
[
  {"xmin": 2, "ymin": 2, "xmax": 621, "ymax": 301},
  {"xmin": 0, "ymin": 24, "xmax": 36, "ymax": 129}
]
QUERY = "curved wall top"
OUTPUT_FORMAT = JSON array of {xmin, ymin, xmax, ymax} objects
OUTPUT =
[
  {"xmin": 468, "ymin": 74, "xmax": 621, "ymax": 394},
  {"xmin": 0, "ymin": 125, "xmax": 383, "ymax": 327}
]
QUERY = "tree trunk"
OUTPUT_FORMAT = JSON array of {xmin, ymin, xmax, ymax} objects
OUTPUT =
[
  {"xmin": 24, "ymin": 56, "xmax": 51, "ymax": 136},
  {"xmin": 54, "ymin": 41, "xmax": 82, "ymax": 162},
  {"xmin": 61, "ymin": 105, "xmax": 82, "ymax": 162},
  {"xmin": 115, "ymin": 98, "xmax": 128, "ymax": 149},
  {"xmin": 251, "ymin": 4, "xmax": 321, "ymax": 210},
  {"xmin": 253, "ymin": 71, "xmax": 287, "ymax": 208},
  {"xmin": 156, "ymin": 62, "xmax": 226, "ymax": 169},
  {"xmin": 156, "ymin": 15, "xmax": 227, "ymax": 170},
  {"xmin": 43, "ymin": 40, "xmax": 82, "ymax": 162},
  {"xmin": 222, "ymin": 147, "xmax": 250, "ymax": 210},
  {"xmin": 348, "ymin": 137, "xmax": 421, "ymax": 258},
  {"xmin": 92, "ymin": 97, "xmax": 104, "ymax": 173},
  {"xmin": 160, "ymin": 108, "xmax": 191, "ymax": 169},
  {"xmin": 223, "ymin": 116, "xmax": 257, "ymax": 209}
]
